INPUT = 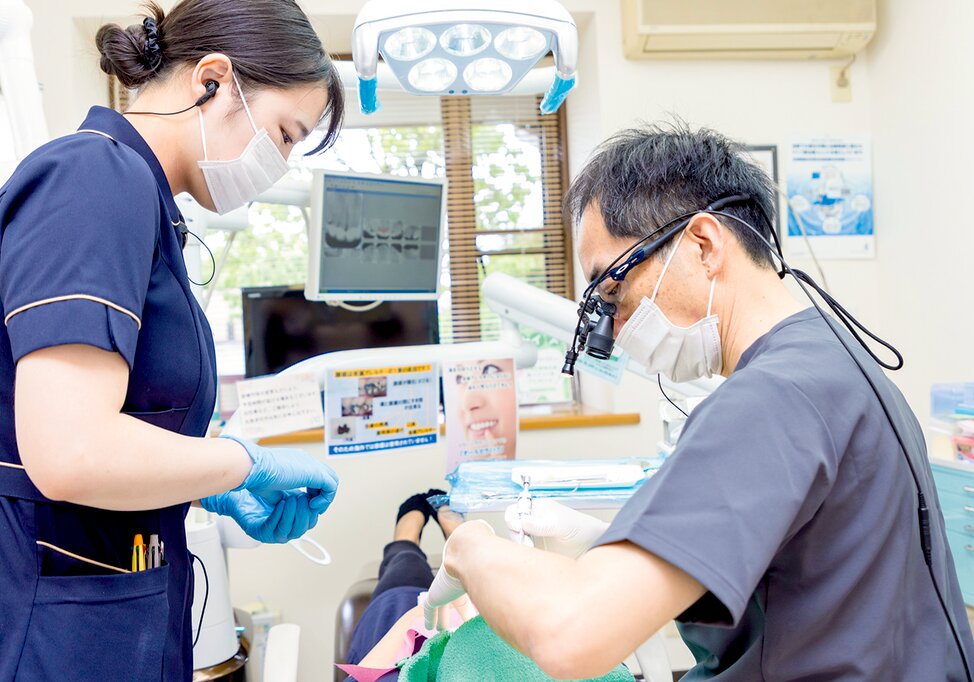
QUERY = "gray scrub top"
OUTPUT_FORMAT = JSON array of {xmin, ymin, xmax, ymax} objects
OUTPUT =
[{"xmin": 597, "ymin": 308, "xmax": 974, "ymax": 680}]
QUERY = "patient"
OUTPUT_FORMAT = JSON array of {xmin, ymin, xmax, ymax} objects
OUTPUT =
[{"xmin": 338, "ymin": 492, "xmax": 635, "ymax": 682}]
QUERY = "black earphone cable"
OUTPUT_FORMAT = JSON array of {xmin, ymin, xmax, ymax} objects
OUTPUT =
[
  {"xmin": 177, "ymin": 224, "xmax": 216, "ymax": 287},
  {"xmin": 190, "ymin": 551, "xmax": 210, "ymax": 649},
  {"xmin": 657, "ymin": 373, "xmax": 689, "ymax": 419},
  {"xmin": 125, "ymin": 80, "xmax": 220, "ymax": 117},
  {"xmin": 125, "ymin": 102, "xmax": 201, "ymax": 117}
]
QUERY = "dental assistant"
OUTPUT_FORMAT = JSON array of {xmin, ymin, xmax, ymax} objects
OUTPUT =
[
  {"xmin": 0, "ymin": 1, "xmax": 344, "ymax": 679},
  {"xmin": 425, "ymin": 124, "xmax": 974, "ymax": 680}
]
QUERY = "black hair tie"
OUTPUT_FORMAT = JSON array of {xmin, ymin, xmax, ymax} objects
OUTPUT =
[{"xmin": 141, "ymin": 17, "xmax": 163, "ymax": 71}]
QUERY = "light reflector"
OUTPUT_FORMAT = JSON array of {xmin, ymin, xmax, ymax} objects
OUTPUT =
[
  {"xmin": 463, "ymin": 57, "xmax": 513, "ymax": 92},
  {"xmin": 439, "ymin": 23, "xmax": 491, "ymax": 57},
  {"xmin": 383, "ymin": 26, "xmax": 436, "ymax": 61},
  {"xmin": 407, "ymin": 57, "xmax": 458, "ymax": 91},
  {"xmin": 495, "ymin": 26, "xmax": 548, "ymax": 60}
]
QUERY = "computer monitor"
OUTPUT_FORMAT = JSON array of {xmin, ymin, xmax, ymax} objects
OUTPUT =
[
  {"xmin": 241, "ymin": 286, "xmax": 440, "ymax": 378},
  {"xmin": 306, "ymin": 171, "xmax": 444, "ymax": 302}
]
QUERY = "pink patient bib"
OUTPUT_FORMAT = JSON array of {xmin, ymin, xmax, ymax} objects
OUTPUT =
[{"xmin": 336, "ymin": 611, "xmax": 463, "ymax": 682}]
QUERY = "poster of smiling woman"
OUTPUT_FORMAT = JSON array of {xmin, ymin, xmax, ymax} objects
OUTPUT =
[{"xmin": 443, "ymin": 358, "xmax": 519, "ymax": 475}]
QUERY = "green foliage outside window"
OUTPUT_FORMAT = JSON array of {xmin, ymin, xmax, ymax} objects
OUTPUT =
[{"xmin": 205, "ymin": 123, "xmax": 572, "ymax": 404}]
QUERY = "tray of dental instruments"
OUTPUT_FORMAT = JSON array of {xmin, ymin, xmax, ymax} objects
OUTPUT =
[{"xmin": 445, "ymin": 457, "xmax": 665, "ymax": 513}]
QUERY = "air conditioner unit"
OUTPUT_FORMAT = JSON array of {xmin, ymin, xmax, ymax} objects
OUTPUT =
[{"xmin": 622, "ymin": 0, "xmax": 876, "ymax": 60}]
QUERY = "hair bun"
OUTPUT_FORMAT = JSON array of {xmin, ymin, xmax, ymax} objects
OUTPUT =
[{"xmin": 95, "ymin": 4, "xmax": 166, "ymax": 89}]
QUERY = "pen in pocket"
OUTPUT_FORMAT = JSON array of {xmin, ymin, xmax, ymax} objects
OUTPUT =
[
  {"xmin": 132, "ymin": 534, "xmax": 146, "ymax": 572},
  {"xmin": 148, "ymin": 534, "xmax": 160, "ymax": 569}
]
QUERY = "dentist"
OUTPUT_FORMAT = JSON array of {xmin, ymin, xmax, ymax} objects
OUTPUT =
[{"xmin": 424, "ymin": 123, "xmax": 974, "ymax": 681}]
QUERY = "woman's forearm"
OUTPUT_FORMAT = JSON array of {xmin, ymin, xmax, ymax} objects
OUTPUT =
[
  {"xmin": 59, "ymin": 413, "xmax": 251, "ymax": 510},
  {"xmin": 15, "ymin": 343, "xmax": 252, "ymax": 510}
]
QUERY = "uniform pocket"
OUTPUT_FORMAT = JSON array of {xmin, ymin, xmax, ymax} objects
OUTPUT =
[
  {"xmin": 124, "ymin": 406, "xmax": 190, "ymax": 432},
  {"xmin": 18, "ymin": 564, "xmax": 170, "ymax": 681}
]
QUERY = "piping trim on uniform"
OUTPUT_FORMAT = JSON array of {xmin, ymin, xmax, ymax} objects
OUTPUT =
[
  {"xmin": 0, "ymin": 462, "xmax": 26, "ymax": 469},
  {"xmin": 3, "ymin": 295, "xmax": 142, "ymax": 329},
  {"xmin": 35, "ymin": 540, "xmax": 131, "ymax": 574},
  {"xmin": 75, "ymin": 129, "xmax": 117, "ymax": 142}
]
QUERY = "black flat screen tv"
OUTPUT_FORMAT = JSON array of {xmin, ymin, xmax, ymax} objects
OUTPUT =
[{"xmin": 241, "ymin": 286, "xmax": 440, "ymax": 378}]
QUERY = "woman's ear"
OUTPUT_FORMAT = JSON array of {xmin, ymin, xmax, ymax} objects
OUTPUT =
[{"xmin": 190, "ymin": 53, "xmax": 233, "ymax": 105}]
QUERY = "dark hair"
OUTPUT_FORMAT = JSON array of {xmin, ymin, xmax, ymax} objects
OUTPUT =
[
  {"xmin": 95, "ymin": 0, "xmax": 344, "ymax": 153},
  {"xmin": 564, "ymin": 120, "xmax": 777, "ymax": 268}
]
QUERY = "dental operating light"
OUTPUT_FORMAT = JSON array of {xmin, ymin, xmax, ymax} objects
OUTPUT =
[{"xmin": 353, "ymin": 0, "xmax": 577, "ymax": 115}]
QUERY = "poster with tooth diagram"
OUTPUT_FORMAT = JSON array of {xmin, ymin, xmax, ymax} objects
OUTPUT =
[
  {"xmin": 786, "ymin": 137, "xmax": 874, "ymax": 259},
  {"xmin": 325, "ymin": 364, "xmax": 439, "ymax": 456},
  {"xmin": 442, "ymin": 358, "xmax": 519, "ymax": 475}
]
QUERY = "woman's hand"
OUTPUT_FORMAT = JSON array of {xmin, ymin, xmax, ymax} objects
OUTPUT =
[{"xmin": 199, "ymin": 437, "xmax": 339, "ymax": 543}]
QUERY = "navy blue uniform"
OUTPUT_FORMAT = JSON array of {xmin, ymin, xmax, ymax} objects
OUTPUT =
[{"xmin": 0, "ymin": 107, "xmax": 216, "ymax": 680}]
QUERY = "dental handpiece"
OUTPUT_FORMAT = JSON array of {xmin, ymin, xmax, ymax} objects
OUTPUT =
[{"xmin": 516, "ymin": 475, "xmax": 532, "ymax": 545}]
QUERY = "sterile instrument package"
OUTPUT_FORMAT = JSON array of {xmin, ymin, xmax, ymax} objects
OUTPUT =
[{"xmin": 445, "ymin": 458, "xmax": 663, "ymax": 512}]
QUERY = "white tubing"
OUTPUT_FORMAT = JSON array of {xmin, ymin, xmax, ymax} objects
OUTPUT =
[
  {"xmin": 0, "ymin": 0, "xmax": 47, "ymax": 162},
  {"xmin": 262, "ymin": 623, "xmax": 301, "ymax": 682}
]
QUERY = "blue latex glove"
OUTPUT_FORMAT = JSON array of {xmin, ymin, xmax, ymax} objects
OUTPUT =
[
  {"xmin": 223, "ymin": 435, "xmax": 339, "ymax": 507},
  {"xmin": 200, "ymin": 436, "xmax": 339, "ymax": 543},
  {"xmin": 201, "ymin": 489, "xmax": 321, "ymax": 544}
]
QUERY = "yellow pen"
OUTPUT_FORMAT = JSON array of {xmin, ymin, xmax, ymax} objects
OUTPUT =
[{"xmin": 134, "ymin": 534, "xmax": 145, "ymax": 572}]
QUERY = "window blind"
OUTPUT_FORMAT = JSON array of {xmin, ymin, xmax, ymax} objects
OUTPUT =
[
  {"xmin": 107, "ymin": 75, "xmax": 131, "ymax": 112},
  {"xmin": 440, "ymin": 94, "xmax": 572, "ymax": 344}
]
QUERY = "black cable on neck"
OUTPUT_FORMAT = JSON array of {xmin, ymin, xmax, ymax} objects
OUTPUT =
[
  {"xmin": 708, "ymin": 210, "xmax": 904, "ymax": 371},
  {"xmin": 658, "ymin": 374, "xmax": 689, "ymax": 418},
  {"xmin": 125, "ymin": 102, "xmax": 199, "ymax": 117},
  {"xmin": 174, "ymin": 220, "xmax": 216, "ymax": 286},
  {"xmin": 791, "ymin": 268, "xmax": 902, "ymax": 370},
  {"xmin": 125, "ymin": 80, "xmax": 218, "ymax": 117}
]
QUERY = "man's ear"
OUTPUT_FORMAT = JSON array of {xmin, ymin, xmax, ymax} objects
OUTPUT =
[{"xmin": 686, "ymin": 213, "xmax": 725, "ymax": 277}]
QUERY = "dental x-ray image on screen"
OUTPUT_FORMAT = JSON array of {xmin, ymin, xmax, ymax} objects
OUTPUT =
[{"xmin": 306, "ymin": 171, "xmax": 444, "ymax": 302}]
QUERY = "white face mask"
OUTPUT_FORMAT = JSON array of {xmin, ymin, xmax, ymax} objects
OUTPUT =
[
  {"xmin": 614, "ymin": 229, "xmax": 723, "ymax": 383},
  {"xmin": 197, "ymin": 73, "xmax": 289, "ymax": 215}
]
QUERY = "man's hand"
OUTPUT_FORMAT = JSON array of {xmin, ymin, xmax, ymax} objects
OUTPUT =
[
  {"xmin": 504, "ymin": 498, "xmax": 609, "ymax": 558},
  {"xmin": 422, "ymin": 520, "xmax": 494, "ymax": 630}
]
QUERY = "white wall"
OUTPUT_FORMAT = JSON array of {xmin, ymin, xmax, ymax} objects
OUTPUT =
[
  {"xmin": 865, "ymin": 0, "xmax": 974, "ymax": 427},
  {"xmin": 18, "ymin": 0, "xmax": 971, "ymax": 678}
]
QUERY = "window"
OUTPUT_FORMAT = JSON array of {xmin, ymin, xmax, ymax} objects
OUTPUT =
[
  {"xmin": 439, "ymin": 96, "xmax": 574, "ymax": 404},
  {"xmin": 201, "ymin": 94, "xmax": 574, "ymax": 405}
]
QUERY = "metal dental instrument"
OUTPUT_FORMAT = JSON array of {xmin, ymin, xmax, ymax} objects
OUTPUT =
[{"xmin": 516, "ymin": 475, "xmax": 532, "ymax": 545}]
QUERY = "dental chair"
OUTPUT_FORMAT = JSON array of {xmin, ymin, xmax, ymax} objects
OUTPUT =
[
  {"xmin": 334, "ymin": 576, "xmax": 379, "ymax": 682},
  {"xmin": 334, "ymin": 557, "xmax": 441, "ymax": 682}
]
